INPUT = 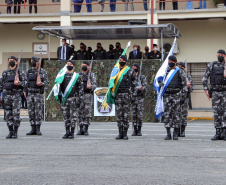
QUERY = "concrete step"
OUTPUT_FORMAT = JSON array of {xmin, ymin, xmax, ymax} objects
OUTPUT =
[{"xmin": 188, "ymin": 109, "xmax": 213, "ymax": 119}]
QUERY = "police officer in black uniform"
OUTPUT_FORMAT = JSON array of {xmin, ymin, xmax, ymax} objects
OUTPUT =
[
  {"xmin": 74, "ymin": 43, "xmax": 90, "ymax": 60},
  {"xmin": 150, "ymin": 44, "xmax": 162, "ymax": 59},
  {"xmin": 93, "ymin": 42, "xmax": 108, "ymax": 60},
  {"xmin": 113, "ymin": 42, "xmax": 124, "ymax": 59},
  {"xmin": 108, "ymin": 44, "xmax": 114, "ymax": 59}
]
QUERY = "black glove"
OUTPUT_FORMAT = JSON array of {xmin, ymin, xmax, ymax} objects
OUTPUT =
[
  {"xmin": 131, "ymin": 97, "xmax": 136, "ymax": 104},
  {"xmin": 180, "ymin": 99, "xmax": 185, "ymax": 105}
]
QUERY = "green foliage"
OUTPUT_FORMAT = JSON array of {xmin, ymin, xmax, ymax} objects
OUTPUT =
[{"xmin": 44, "ymin": 59, "xmax": 162, "ymax": 122}]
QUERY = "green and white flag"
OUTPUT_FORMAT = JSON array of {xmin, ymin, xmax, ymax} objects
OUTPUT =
[{"xmin": 54, "ymin": 72, "xmax": 79, "ymax": 105}]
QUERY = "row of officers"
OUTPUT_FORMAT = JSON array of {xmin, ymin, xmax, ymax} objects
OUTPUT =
[
  {"xmin": 57, "ymin": 39, "xmax": 164, "ymax": 61},
  {"xmin": 0, "ymin": 49, "xmax": 225, "ymax": 141}
]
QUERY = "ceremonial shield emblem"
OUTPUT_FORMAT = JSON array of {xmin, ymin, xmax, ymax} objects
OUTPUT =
[{"xmin": 94, "ymin": 87, "xmax": 115, "ymax": 116}]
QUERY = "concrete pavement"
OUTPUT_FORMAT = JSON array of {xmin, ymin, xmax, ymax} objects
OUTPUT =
[{"xmin": 0, "ymin": 120, "xmax": 226, "ymax": 185}]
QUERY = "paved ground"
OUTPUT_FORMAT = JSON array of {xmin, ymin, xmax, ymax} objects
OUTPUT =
[{"xmin": 0, "ymin": 120, "xmax": 226, "ymax": 185}]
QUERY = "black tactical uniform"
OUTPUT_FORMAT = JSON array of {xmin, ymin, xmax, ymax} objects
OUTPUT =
[
  {"xmin": 113, "ymin": 48, "xmax": 124, "ymax": 59},
  {"xmin": 93, "ymin": 48, "xmax": 108, "ymax": 60}
]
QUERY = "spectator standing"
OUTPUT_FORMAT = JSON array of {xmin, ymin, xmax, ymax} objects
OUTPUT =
[
  {"xmin": 150, "ymin": 44, "xmax": 161, "ymax": 59},
  {"xmin": 143, "ymin": 0, "xmax": 148, "ymax": 11},
  {"xmin": 5, "ymin": 0, "xmax": 13, "ymax": 14},
  {"xmin": 144, "ymin": 46, "xmax": 151, "ymax": 59},
  {"xmin": 129, "ymin": 44, "xmax": 142, "ymax": 59},
  {"xmin": 110, "ymin": 0, "xmax": 116, "ymax": 12},
  {"xmin": 172, "ymin": 0, "xmax": 178, "ymax": 10},
  {"xmin": 137, "ymin": 45, "xmax": 146, "ymax": 59},
  {"xmin": 57, "ymin": 39, "xmax": 72, "ymax": 60},
  {"xmin": 75, "ymin": 43, "xmax": 90, "ymax": 60},
  {"xmin": 88, "ymin": 47, "xmax": 94, "ymax": 59},
  {"xmin": 125, "ymin": 0, "xmax": 134, "ymax": 11},
  {"xmin": 98, "ymin": 0, "xmax": 105, "ymax": 12},
  {"xmin": 14, "ymin": 0, "xmax": 22, "ymax": 14},
  {"xmin": 199, "ymin": 0, "xmax": 206, "ymax": 9},
  {"xmin": 71, "ymin": 45, "xmax": 76, "ymax": 56},
  {"xmin": 86, "ymin": 0, "xmax": 92, "ymax": 12},
  {"xmin": 74, "ymin": 0, "xmax": 83, "ymax": 13},
  {"xmin": 29, "ymin": 0, "xmax": 37, "ymax": 13},
  {"xmin": 186, "ymin": 0, "xmax": 193, "ymax": 9},
  {"xmin": 159, "ymin": 0, "xmax": 165, "ymax": 10}
]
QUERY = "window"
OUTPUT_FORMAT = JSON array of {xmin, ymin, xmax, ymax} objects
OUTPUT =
[{"xmin": 19, "ymin": 60, "xmax": 30, "ymax": 72}]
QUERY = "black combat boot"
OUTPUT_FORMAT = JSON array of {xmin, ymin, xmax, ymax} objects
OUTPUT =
[
  {"xmin": 164, "ymin": 127, "xmax": 172, "ymax": 140},
  {"xmin": 36, "ymin": 125, "xmax": 42, "ymax": 136},
  {"xmin": 77, "ymin": 125, "xmax": 84, "ymax": 135},
  {"xmin": 116, "ymin": 126, "xmax": 123, "ymax": 140},
  {"xmin": 62, "ymin": 126, "xmax": 70, "ymax": 139},
  {"xmin": 211, "ymin": 128, "xmax": 222, "ymax": 141},
  {"xmin": 132, "ymin": 125, "xmax": 137, "ymax": 136},
  {"xmin": 12, "ymin": 126, "xmax": 18, "ymax": 139},
  {"xmin": 137, "ymin": 126, "xmax": 142, "ymax": 136},
  {"xmin": 83, "ymin": 125, "xmax": 89, "ymax": 135},
  {"xmin": 173, "ymin": 128, "xmax": 179, "ymax": 140},
  {"xmin": 6, "ymin": 126, "xmax": 13, "ymax": 139},
  {"xmin": 68, "ymin": 127, "xmax": 75, "ymax": 139},
  {"xmin": 26, "ymin": 125, "xmax": 36, "ymax": 135},
  {"xmin": 178, "ymin": 126, "xmax": 181, "ymax": 137},
  {"xmin": 123, "ymin": 127, "xmax": 129, "ymax": 140},
  {"xmin": 180, "ymin": 125, "xmax": 186, "ymax": 137},
  {"xmin": 153, "ymin": 118, "xmax": 159, "ymax": 123},
  {"xmin": 222, "ymin": 128, "xmax": 226, "ymax": 141}
]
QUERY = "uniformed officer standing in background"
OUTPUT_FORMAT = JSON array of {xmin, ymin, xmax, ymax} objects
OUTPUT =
[
  {"xmin": 202, "ymin": 49, "xmax": 226, "ymax": 141},
  {"xmin": 114, "ymin": 56, "xmax": 137, "ymax": 140},
  {"xmin": 0, "ymin": 56, "xmax": 27, "ymax": 139},
  {"xmin": 25, "ymin": 56, "xmax": 49, "ymax": 136},
  {"xmin": 163, "ymin": 56, "xmax": 187, "ymax": 140},
  {"xmin": 78, "ymin": 61, "xmax": 97, "ymax": 136},
  {"xmin": 131, "ymin": 63, "xmax": 147, "ymax": 136},
  {"xmin": 108, "ymin": 44, "xmax": 114, "ymax": 59},
  {"xmin": 113, "ymin": 42, "xmax": 124, "ymax": 59},
  {"xmin": 73, "ymin": 42, "xmax": 90, "ymax": 60},
  {"xmin": 93, "ymin": 42, "xmax": 108, "ymax": 60},
  {"xmin": 178, "ymin": 62, "xmax": 194, "ymax": 137}
]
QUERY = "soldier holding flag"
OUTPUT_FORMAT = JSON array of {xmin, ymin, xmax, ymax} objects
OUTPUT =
[{"xmin": 53, "ymin": 60, "xmax": 83, "ymax": 139}]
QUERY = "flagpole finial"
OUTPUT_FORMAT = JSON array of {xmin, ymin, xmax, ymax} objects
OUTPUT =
[{"xmin": 127, "ymin": 41, "xmax": 131, "ymax": 48}]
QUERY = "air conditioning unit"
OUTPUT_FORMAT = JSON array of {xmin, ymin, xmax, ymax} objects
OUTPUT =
[{"xmin": 163, "ymin": 42, "xmax": 180, "ymax": 54}]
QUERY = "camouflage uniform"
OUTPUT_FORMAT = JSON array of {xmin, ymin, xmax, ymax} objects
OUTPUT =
[
  {"xmin": 163, "ymin": 67, "xmax": 187, "ymax": 140},
  {"xmin": 132, "ymin": 75, "xmax": 147, "ymax": 127},
  {"xmin": 26, "ymin": 67, "xmax": 49, "ymax": 133},
  {"xmin": 0, "ymin": 68, "xmax": 27, "ymax": 138},
  {"xmin": 180, "ymin": 74, "xmax": 194, "ymax": 127},
  {"xmin": 115, "ymin": 68, "xmax": 137, "ymax": 139},
  {"xmin": 60, "ymin": 72, "xmax": 83, "ymax": 138},
  {"xmin": 202, "ymin": 60, "xmax": 226, "ymax": 140},
  {"xmin": 78, "ymin": 71, "xmax": 96, "ymax": 135}
]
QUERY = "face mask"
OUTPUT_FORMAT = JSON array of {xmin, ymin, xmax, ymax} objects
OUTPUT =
[
  {"xmin": 162, "ymin": 49, "xmax": 165, "ymax": 53},
  {"xmin": 119, "ymin": 61, "xmax": 126, "ymax": 67},
  {"xmin": 97, "ymin": 46, "xmax": 101, "ymax": 49},
  {"xmin": 82, "ymin": 66, "xmax": 87, "ymax": 71},
  {"xmin": 133, "ymin": 47, "xmax": 137, "ymax": 51},
  {"xmin": 116, "ymin": 45, "xmax": 120, "ymax": 49},
  {"xmin": 9, "ymin": 61, "xmax": 15, "ymax": 67},
  {"xmin": 80, "ymin": 46, "xmax": 84, "ymax": 49},
  {"xmin": 67, "ymin": 66, "xmax": 73, "ymax": 71},
  {"xmin": 145, "ymin": 49, "xmax": 149, "ymax": 52},
  {"xmin": 169, "ymin": 62, "xmax": 176, "ymax": 68},
  {"xmin": 109, "ymin": 47, "xmax": 113, "ymax": 50},
  {"xmin": 61, "ymin": 42, "xmax": 65, "ymax": 46},
  {"xmin": 134, "ymin": 68, "xmax": 139, "ymax": 72},
  {"xmin": 218, "ymin": 56, "xmax": 224, "ymax": 62},
  {"xmin": 153, "ymin": 48, "xmax": 158, "ymax": 51},
  {"xmin": 31, "ymin": 61, "xmax": 36, "ymax": 67}
]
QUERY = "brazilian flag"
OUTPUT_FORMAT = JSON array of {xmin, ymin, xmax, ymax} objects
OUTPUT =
[{"xmin": 101, "ymin": 41, "xmax": 131, "ymax": 110}]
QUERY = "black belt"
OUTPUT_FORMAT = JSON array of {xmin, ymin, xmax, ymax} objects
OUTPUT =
[
  {"xmin": 3, "ymin": 90, "xmax": 20, "ymax": 95},
  {"xmin": 165, "ymin": 90, "xmax": 180, "ymax": 94},
  {"xmin": 117, "ymin": 89, "xmax": 130, "ymax": 93},
  {"xmin": 28, "ymin": 89, "xmax": 42, "ymax": 94}
]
